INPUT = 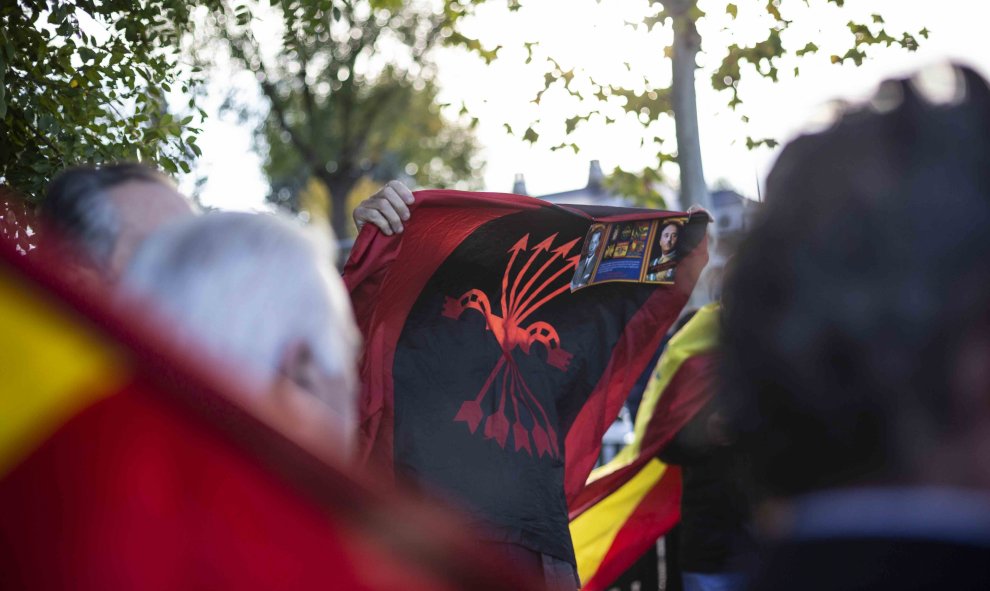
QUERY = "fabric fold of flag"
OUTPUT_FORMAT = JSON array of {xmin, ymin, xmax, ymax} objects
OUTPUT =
[
  {"xmin": 343, "ymin": 190, "xmax": 708, "ymax": 566},
  {"xmin": 569, "ymin": 303, "xmax": 720, "ymax": 590}
]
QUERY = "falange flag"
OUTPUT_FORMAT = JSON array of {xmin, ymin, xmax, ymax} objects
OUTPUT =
[{"xmin": 344, "ymin": 190, "xmax": 708, "ymax": 565}]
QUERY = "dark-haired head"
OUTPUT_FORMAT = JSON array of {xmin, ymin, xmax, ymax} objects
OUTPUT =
[
  {"xmin": 41, "ymin": 163, "xmax": 192, "ymax": 279},
  {"xmin": 720, "ymin": 65, "xmax": 990, "ymax": 500}
]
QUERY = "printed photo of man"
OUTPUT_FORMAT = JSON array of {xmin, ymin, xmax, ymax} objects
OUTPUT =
[
  {"xmin": 647, "ymin": 220, "xmax": 683, "ymax": 282},
  {"xmin": 571, "ymin": 224, "xmax": 604, "ymax": 289}
]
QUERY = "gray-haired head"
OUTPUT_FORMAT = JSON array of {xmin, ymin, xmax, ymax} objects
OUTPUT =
[
  {"xmin": 120, "ymin": 211, "xmax": 361, "ymax": 447},
  {"xmin": 42, "ymin": 163, "xmax": 194, "ymax": 277}
]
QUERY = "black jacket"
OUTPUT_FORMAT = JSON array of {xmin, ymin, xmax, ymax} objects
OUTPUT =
[
  {"xmin": 748, "ymin": 537, "xmax": 990, "ymax": 591},
  {"xmin": 659, "ymin": 409, "xmax": 755, "ymax": 573}
]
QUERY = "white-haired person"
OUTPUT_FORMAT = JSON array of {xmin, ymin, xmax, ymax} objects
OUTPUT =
[{"xmin": 120, "ymin": 211, "xmax": 360, "ymax": 460}]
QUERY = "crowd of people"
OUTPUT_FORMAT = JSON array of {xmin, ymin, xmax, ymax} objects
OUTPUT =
[{"xmin": 9, "ymin": 63, "xmax": 990, "ymax": 589}]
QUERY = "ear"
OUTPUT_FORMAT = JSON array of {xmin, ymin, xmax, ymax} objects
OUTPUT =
[
  {"xmin": 276, "ymin": 341, "xmax": 352, "ymax": 413},
  {"xmin": 273, "ymin": 341, "xmax": 358, "ymax": 462},
  {"xmin": 277, "ymin": 341, "xmax": 315, "ymax": 394}
]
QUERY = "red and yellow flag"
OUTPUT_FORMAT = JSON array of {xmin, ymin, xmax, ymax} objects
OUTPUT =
[
  {"xmin": 0, "ymin": 236, "xmax": 531, "ymax": 590},
  {"xmin": 570, "ymin": 303, "xmax": 719, "ymax": 590}
]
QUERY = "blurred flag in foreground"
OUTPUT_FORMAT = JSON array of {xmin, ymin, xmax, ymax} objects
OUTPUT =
[
  {"xmin": 0, "ymin": 232, "xmax": 531, "ymax": 590},
  {"xmin": 344, "ymin": 190, "xmax": 708, "ymax": 566},
  {"xmin": 570, "ymin": 303, "xmax": 719, "ymax": 590}
]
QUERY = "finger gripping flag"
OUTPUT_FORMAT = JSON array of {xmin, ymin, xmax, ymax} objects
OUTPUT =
[{"xmin": 344, "ymin": 190, "xmax": 708, "ymax": 565}]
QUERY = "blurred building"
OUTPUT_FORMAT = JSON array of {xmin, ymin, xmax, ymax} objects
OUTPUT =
[
  {"xmin": 708, "ymin": 188, "xmax": 759, "ymax": 256},
  {"xmin": 701, "ymin": 188, "xmax": 760, "ymax": 302},
  {"xmin": 512, "ymin": 161, "xmax": 646, "ymax": 208}
]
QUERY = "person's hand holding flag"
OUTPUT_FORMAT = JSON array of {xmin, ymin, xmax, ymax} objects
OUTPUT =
[{"xmin": 353, "ymin": 180, "xmax": 415, "ymax": 236}]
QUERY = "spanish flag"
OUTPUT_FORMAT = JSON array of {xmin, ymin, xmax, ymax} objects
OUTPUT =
[
  {"xmin": 570, "ymin": 303, "xmax": 719, "ymax": 590},
  {"xmin": 0, "ymin": 233, "xmax": 530, "ymax": 590}
]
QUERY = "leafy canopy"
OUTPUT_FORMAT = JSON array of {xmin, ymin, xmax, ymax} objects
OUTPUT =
[
  {"xmin": 447, "ymin": 0, "xmax": 928, "ymax": 204},
  {"xmin": 197, "ymin": 0, "xmax": 488, "ymax": 235},
  {"xmin": 0, "ymin": 1, "xmax": 209, "ymax": 200}
]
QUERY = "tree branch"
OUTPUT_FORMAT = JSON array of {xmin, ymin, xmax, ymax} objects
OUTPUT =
[
  {"xmin": 347, "ymin": 83, "xmax": 407, "ymax": 163},
  {"xmin": 258, "ymin": 78, "xmax": 323, "ymax": 174},
  {"xmin": 9, "ymin": 105, "xmax": 64, "ymax": 158},
  {"xmin": 296, "ymin": 43, "xmax": 319, "ymax": 146},
  {"xmin": 222, "ymin": 16, "xmax": 323, "ymax": 174},
  {"xmin": 413, "ymin": 12, "xmax": 447, "ymax": 62}
]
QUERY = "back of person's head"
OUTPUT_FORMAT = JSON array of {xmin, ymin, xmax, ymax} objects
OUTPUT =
[
  {"xmin": 42, "ymin": 163, "xmax": 191, "ymax": 278},
  {"xmin": 720, "ymin": 64, "xmax": 990, "ymax": 500},
  {"xmin": 42, "ymin": 163, "xmax": 171, "ymax": 267},
  {"xmin": 121, "ymin": 211, "xmax": 361, "ymax": 452}
]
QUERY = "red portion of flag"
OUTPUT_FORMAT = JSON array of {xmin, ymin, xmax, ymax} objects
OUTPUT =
[
  {"xmin": 1, "ymin": 378, "xmax": 369, "ymax": 589},
  {"xmin": 581, "ymin": 468, "xmax": 683, "ymax": 591}
]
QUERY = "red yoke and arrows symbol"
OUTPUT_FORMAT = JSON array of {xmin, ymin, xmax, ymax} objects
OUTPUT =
[{"xmin": 443, "ymin": 233, "xmax": 581, "ymax": 459}]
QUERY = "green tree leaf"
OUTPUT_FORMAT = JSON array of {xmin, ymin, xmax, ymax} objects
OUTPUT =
[
  {"xmin": 205, "ymin": 1, "xmax": 484, "ymax": 237},
  {"xmin": 1, "ymin": 0, "xmax": 205, "ymax": 201}
]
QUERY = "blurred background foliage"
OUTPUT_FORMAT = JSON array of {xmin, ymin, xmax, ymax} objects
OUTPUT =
[
  {"xmin": 1, "ymin": 0, "xmax": 495, "ymax": 238},
  {"xmin": 0, "ymin": 0, "xmax": 928, "ymax": 225},
  {"xmin": 194, "ymin": 0, "xmax": 494, "ymax": 238},
  {"xmin": 0, "ymin": 0, "xmax": 209, "ymax": 201},
  {"xmin": 459, "ymin": 0, "xmax": 927, "ymax": 207}
]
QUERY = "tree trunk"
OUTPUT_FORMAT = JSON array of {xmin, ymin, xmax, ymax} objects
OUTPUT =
[
  {"xmin": 664, "ymin": 0, "xmax": 717, "ymax": 307},
  {"xmin": 318, "ymin": 170, "xmax": 360, "ymax": 242},
  {"xmin": 666, "ymin": 0, "xmax": 711, "ymax": 214}
]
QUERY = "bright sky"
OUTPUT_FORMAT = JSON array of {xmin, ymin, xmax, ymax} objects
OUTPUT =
[{"xmin": 183, "ymin": 0, "xmax": 990, "ymax": 211}]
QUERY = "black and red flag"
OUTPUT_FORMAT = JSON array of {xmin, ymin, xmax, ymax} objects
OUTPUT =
[{"xmin": 344, "ymin": 190, "xmax": 708, "ymax": 565}]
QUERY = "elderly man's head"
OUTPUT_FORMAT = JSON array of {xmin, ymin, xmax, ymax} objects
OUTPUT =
[
  {"xmin": 721, "ymin": 65, "xmax": 990, "ymax": 501},
  {"xmin": 121, "ymin": 212, "xmax": 360, "ymax": 458},
  {"xmin": 42, "ymin": 163, "xmax": 195, "ymax": 280}
]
